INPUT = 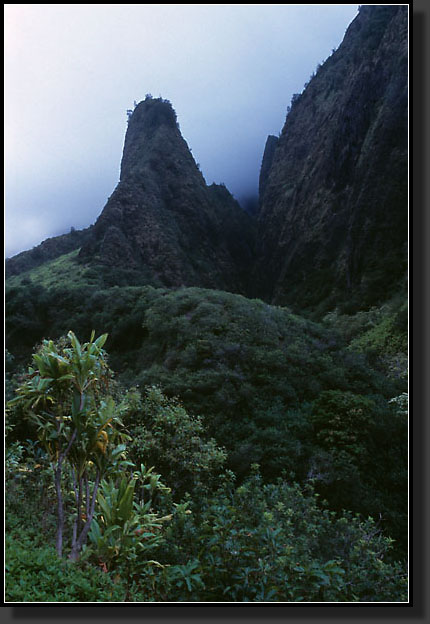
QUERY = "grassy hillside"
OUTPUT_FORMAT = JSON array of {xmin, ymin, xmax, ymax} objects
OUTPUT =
[{"xmin": 6, "ymin": 249, "xmax": 94, "ymax": 290}]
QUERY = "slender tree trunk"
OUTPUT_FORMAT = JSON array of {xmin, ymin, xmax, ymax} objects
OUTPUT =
[
  {"xmin": 55, "ymin": 463, "xmax": 64, "ymax": 557},
  {"xmin": 69, "ymin": 470, "xmax": 101, "ymax": 561},
  {"xmin": 71, "ymin": 469, "xmax": 83, "ymax": 551},
  {"xmin": 54, "ymin": 429, "xmax": 77, "ymax": 558},
  {"xmin": 85, "ymin": 471, "xmax": 90, "ymax": 517},
  {"xmin": 71, "ymin": 474, "xmax": 78, "ymax": 549}
]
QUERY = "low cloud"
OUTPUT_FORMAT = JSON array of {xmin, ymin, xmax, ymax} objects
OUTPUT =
[{"xmin": 5, "ymin": 4, "xmax": 358, "ymax": 257}]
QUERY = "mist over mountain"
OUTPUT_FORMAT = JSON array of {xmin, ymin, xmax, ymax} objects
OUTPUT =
[
  {"xmin": 6, "ymin": 5, "xmax": 408, "ymax": 318},
  {"xmin": 6, "ymin": 5, "xmax": 361, "ymax": 260}
]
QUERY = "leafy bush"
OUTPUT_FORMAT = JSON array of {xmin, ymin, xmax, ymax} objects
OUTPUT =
[
  {"xmin": 160, "ymin": 468, "xmax": 408, "ymax": 602},
  {"xmin": 127, "ymin": 287, "xmax": 398, "ymax": 446},
  {"xmin": 86, "ymin": 467, "xmax": 171, "ymax": 574},
  {"xmin": 121, "ymin": 386, "xmax": 227, "ymax": 498},
  {"xmin": 5, "ymin": 326, "xmax": 408, "ymax": 602},
  {"xmin": 5, "ymin": 533, "xmax": 127, "ymax": 602},
  {"xmin": 306, "ymin": 390, "xmax": 408, "ymax": 557},
  {"xmin": 323, "ymin": 296, "xmax": 408, "ymax": 381}
]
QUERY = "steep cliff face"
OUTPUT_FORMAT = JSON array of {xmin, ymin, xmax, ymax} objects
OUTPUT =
[
  {"xmin": 78, "ymin": 97, "xmax": 255, "ymax": 293},
  {"xmin": 256, "ymin": 5, "xmax": 408, "ymax": 313},
  {"xmin": 258, "ymin": 135, "xmax": 279, "ymax": 209}
]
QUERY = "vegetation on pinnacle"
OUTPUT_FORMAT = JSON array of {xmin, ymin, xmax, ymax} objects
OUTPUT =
[{"xmin": 77, "ymin": 95, "xmax": 256, "ymax": 295}]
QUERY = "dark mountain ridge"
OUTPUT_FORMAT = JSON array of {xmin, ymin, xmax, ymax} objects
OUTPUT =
[
  {"xmin": 5, "ymin": 226, "xmax": 93, "ymax": 278},
  {"xmin": 258, "ymin": 134, "xmax": 279, "ymax": 210},
  {"xmin": 6, "ymin": 5, "xmax": 408, "ymax": 317},
  {"xmin": 77, "ymin": 96, "xmax": 256, "ymax": 294},
  {"xmin": 255, "ymin": 4, "xmax": 408, "ymax": 313}
]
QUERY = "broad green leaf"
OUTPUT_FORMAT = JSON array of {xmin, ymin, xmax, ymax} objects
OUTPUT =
[{"xmin": 93, "ymin": 333, "xmax": 108, "ymax": 350}]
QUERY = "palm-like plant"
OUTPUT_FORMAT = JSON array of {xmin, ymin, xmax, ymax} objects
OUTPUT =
[
  {"xmin": 88, "ymin": 466, "xmax": 171, "ymax": 575},
  {"xmin": 9, "ymin": 331, "xmax": 128, "ymax": 560}
]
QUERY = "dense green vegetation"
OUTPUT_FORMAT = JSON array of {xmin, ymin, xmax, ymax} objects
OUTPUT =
[
  {"xmin": 6, "ymin": 333, "xmax": 407, "ymax": 602},
  {"xmin": 6, "ymin": 271, "xmax": 408, "ymax": 602}
]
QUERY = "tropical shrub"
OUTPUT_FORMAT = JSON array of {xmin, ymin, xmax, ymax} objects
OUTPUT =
[
  {"xmin": 5, "ymin": 327, "xmax": 408, "ymax": 603},
  {"xmin": 306, "ymin": 390, "xmax": 408, "ymax": 557},
  {"xmin": 160, "ymin": 467, "xmax": 408, "ymax": 602},
  {"xmin": 5, "ymin": 532, "xmax": 128, "ymax": 602},
  {"xmin": 121, "ymin": 386, "xmax": 227, "ymax": 498},
  {"xmin": 86, "ymin": 466, "xmax": 171, "ymax": 573},
  {"xmin": 7, "ymin": 331, "xmax": 129, "ymax": 560}
]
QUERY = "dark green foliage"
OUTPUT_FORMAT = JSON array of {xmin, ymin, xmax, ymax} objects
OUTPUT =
[
  {"xmin": 5, "ymin": 442, "xmax": 126, "ymax": 602},
  {"xmin": 7, "ymin": 283, "xmax": 402, "ymax": 401},
  {"xmin": 310, "ymin": 390, "xmax": 376, "ymax": 458},
  {"xmin": 5, "ymin": 349, "xmax": 23, "ymax": 406},
  {"xmin": 5, "ymin": 531, "xmax": 127, "ymax": 602},
  {"xmin": 307, "ymin": 390, "xmax": 407, "ymax": 555},
  {"xmin": 323, "ymin": 295, "xmax": 408, "ymax": 381},
  {"xmin": 123, "ymin": 287, "xmax": 401, "ymax": 448},
  {"xmin": 225, "ymin": 400, "xmax": 312, "ymax": 482},
  {"xmin": 5, "ymin": 284, "xmax": 50, "ymax": 356},
  {"xmin": 120, "ymin": 386, "xmax": 227, "ymax": 498},
  {"xmin": 6, "ymin": 328, "xmax": 407, "ymax": 602},
  {"xmin": 159, "ymin": 468, "xmax": 407, "ymax": 602},
  {"xmin": 6, "ymin": 285, "xmax": 406, "ymax": 550},
  {"xmin": 5, "ymin": 462, "xmax": 407, "ymax": 602}
]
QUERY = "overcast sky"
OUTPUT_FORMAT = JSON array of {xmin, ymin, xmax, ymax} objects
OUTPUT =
[{"xmin": 5, "ymin": 3, "xmax": 359, "ymax": 258}]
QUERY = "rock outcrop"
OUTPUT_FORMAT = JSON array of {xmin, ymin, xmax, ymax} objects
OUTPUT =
[
  {"xmin": 78, "ymin": 96, "xmax": 255, "ymax": 293},
  {"xmin": 258, "ymin": 135, "xmax": 279, "ymax": 208},
  {"xmin": 256, "ymin": 5, "xmax": 408, "ymax": 313}
]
